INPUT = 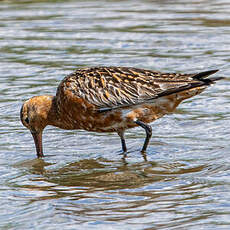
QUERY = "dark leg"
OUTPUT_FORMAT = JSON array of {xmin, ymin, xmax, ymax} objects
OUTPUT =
[
  {"xmin": 141, "ymin": 151, "xmax": 148, "ymax": 162},
  {"xmin": 117, "ymin": 130, "xmax": 127, "ymax": 152},
  {"xmin": 135, "ymin": 120, "xmax": 152, "ymax": 152}
]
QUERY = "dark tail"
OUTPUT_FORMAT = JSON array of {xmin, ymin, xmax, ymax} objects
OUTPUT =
[
  {"xmin": 192, "ymin": 69, "xmax": 224, "ymax": 84},
  {"xmin": 156, "ymin": 69, "xmax": 223, "ymax": 98},
  {"xmin": 98, "ymin": 69, "xmax": 224, "ymax": 113}
]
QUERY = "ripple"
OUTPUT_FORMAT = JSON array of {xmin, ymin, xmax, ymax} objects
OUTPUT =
[{"xmin": 0, "ymin": 0, "xmax": 230, "ymax": 229}]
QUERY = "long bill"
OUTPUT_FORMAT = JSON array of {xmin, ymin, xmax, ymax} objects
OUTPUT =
[{"xmin": 31, "ymin": 131, "xmax": 44, "ymax": 158}]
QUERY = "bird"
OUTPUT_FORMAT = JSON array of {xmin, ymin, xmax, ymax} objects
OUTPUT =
[{"xmin": 20, "ymin": 66, "xmax": 223, "ymax": 158}]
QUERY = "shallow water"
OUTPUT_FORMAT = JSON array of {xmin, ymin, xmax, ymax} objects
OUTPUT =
[{"xmin": 0, "ymin": 0, "xmax": 230, "ymax": 229}]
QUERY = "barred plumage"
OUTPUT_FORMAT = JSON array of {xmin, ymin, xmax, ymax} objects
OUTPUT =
[
  {"xmin": 20, "ymin": 66, "xmax": 223, "ymax": 158},
  {"xmin": 56, "ymin": 67, "xmax": 219, "ymax": 112}
]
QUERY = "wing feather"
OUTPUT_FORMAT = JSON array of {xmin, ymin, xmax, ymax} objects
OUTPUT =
[{"xmin": 56, "ymin": 67, "xmax": 219, "ymax": 112}]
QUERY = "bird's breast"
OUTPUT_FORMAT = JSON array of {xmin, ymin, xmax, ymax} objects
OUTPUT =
[
  {"xmin": 55, "ymin": 86, "xmax": 205, "ymax": 132},
  {"xmin": 57, "ymin": 93, "xmax": 183, "ymax": 132}
]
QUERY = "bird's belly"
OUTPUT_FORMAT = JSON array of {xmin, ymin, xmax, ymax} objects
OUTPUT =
[
  {"xmin": 75, "ymin": 94, "xmax": 181, "ymax": 133},
  {"xmin": 62, "ymin": 91, "xmax": 199, "ymax": 133},
  {"xmin": 120, "ymin": 94, "xmax": 181, "ymax": 124}
]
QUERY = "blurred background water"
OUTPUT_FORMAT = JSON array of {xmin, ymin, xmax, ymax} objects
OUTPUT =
[{"xmin": 0, "ymin": 0, "xmax": 230, "ymax": 229}]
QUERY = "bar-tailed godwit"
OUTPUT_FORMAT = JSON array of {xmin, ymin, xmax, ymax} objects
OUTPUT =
[{"xmin": 20, "ymin": 66, "xmax": 223, "ymax": 158}]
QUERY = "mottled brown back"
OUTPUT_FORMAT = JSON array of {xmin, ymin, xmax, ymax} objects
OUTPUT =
[{"xmin": 56, "ymin": 66, "xmax": 219, "ymax": 113}]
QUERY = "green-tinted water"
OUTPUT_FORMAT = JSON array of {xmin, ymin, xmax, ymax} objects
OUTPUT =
[{"xmin": 0, "ymin": 0, "xmax": 230, "ymax": 229}]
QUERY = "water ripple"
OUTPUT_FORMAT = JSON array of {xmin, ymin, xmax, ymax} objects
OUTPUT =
[{"xmin": 0, "ymin": 0, "xmax": 230, "ymax": 229}]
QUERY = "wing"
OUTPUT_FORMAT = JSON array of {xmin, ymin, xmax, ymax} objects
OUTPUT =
[{"xmin": 56, "ymin": 66, "xmax": 219, "ymax": 112}]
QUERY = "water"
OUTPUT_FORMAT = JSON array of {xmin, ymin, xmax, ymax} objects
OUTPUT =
[{"xmin": 0, "ymin": 0, "xmax": 230, "ymax": 229}]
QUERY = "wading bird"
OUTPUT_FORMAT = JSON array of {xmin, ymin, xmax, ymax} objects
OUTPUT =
[{"xmin": 20, "ymin": 66, "xmax": 222, "ymax": 158}]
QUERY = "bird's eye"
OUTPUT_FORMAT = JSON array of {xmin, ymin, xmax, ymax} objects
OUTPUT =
[{"xmin": 25, "ymin": 117, "xmax": 29, "ymax": 124}]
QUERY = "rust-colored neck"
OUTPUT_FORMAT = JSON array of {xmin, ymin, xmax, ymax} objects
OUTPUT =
[
  {"xmin": 47, "ymin": 96, "xmax": 76, "ymax": 130},
  {"xmin": 46, "ymin": 96, "xmax": 62, "ymax": 128}
]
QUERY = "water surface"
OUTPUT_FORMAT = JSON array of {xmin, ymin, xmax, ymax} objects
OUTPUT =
[{"xmin": 0, "ymin": 0, "xmax": 230, "ymax": 229}]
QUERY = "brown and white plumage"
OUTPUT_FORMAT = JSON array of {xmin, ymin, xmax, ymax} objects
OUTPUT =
[
  {"xmin": 20, "ymin": 66, "xmax": 223, "ymax": 158},
  {"xmin": 57, "ymin": 67, "xmax": 219, "ymax": 112}
]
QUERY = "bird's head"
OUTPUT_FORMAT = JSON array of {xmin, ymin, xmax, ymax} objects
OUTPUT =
[{"xmin": 20, "ymin": 95, "xmax": 54, "ymax": 158}]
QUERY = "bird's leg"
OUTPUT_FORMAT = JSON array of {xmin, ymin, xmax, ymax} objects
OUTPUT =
[
  {"xmin": 117, "ymin": 130, "xmax": 127, "ymax": 152},
  {"xmin": 141, "ymin": 151, "xmax": 148, "ymax": 162},
  {"xmin": 135, "ymin": 120, "xmax": 152, "ymax": 152}
]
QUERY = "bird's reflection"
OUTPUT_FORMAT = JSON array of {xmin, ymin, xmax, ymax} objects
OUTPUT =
[
  {"xmin": 14, "ymin": 151, "xmax": 158, "ymax": 188},
  {"xmin": 13, "ymin": 152, "xmax": 208, "ymax": 205}
]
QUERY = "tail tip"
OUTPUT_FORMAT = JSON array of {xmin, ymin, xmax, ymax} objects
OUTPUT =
[{"xmin": 193, "ymin": 69, "xmax": 219, "ymax": 80}]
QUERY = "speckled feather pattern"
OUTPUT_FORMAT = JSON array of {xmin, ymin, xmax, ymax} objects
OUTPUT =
[
  {"xmin": 56, "ymin": 66, "xmax": 208, "ymax": 112},
  {"xmin": 54, "ymin": 66, "xmax": 219, "ymax": 132},
  {"xmin": 20, "ymin": 66, "xmax": 222, "ymax": 157}
]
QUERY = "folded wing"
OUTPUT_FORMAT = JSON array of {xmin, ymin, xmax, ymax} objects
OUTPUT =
[{"xmin": 57, "ymin": 67, "xmax": 220, "ymax": 112}]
